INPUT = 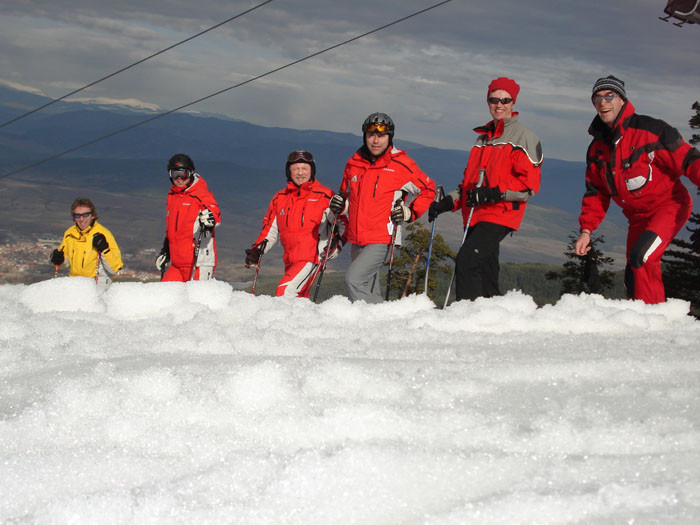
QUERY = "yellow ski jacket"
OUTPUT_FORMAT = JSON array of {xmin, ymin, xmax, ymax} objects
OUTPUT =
[{"xmin": 58, "ymin": 221, "xmax": 123, "ymax": 279}]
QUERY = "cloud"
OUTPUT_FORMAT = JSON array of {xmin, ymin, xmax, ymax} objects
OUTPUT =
[{"xmin": 0, "ymin": 0, "xmax": 698, "ymax": 161}]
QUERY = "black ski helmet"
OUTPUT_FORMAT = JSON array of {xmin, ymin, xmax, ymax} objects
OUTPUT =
[
  {"xmin": 362, "ymin": 112, "xmax": 395, "ymax": 138},
  {"xmin": 285, "ymin": 149, "xmax": 316, "ymax": 182},
  {"xmin": 167, "ymin": 153, "xmax": 195, "ymax": 172}
]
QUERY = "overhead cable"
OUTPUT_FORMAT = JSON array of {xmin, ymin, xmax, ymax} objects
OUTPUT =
[
  {"xmin": 0, "ymin": 0, "xmax": 275, "ymax": 129},
  {"xmin": 0, "ymin": 0, "xmax": 453, "ymax": 180}
]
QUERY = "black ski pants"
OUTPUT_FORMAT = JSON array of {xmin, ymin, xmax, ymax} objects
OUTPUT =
[{"xmin": 455, "ymin": 221, "xmax": 512, "ymax": 301}]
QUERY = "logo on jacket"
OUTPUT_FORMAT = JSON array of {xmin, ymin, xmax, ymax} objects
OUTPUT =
[
  {"xmin": 383, "ymin": 168, "xmax": 395, "ymax": 172},
  {"xmin": 280, "ymin": 209, "xmax": 285, "ymax": 215},
  {"xmin": 351, "ymin": 175, "xmax": 358, "ymax": 182}
]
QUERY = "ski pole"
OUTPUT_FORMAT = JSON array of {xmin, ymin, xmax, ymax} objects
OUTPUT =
[
  {"xmin": 443, "ymin": 170, "xmax": 485, "ymax": 309},
  {"xmin": 312, "ymin": 208, "xmax": 340, "ymax": 303},
  {"xmin": 251, "ymin": 240, "xmax": 268, "ymax": 295},
  {"xmin": 385, "ymin": 197, "xmax": 403, "ymax": 301},
  {"xmin": 191, "ymin": 227, "xmax": 205, "ymax": 281},
  {"xmin": 423, "ymin": 185, "xmax": 444, "ymax": 296}
]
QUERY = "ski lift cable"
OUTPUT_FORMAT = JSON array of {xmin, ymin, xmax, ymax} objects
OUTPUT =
[
  {"xmin": 0, "ymin": 0, "xmax": 276, "ymax": 130},
  {"xmin": 0, "ymin": 0, "xmax": 453, "ymax": 181}
]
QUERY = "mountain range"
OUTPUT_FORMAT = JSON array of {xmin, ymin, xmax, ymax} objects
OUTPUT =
[{"xmin": 0, "ymin": 84, "xmax": 632, "ymax": 279}]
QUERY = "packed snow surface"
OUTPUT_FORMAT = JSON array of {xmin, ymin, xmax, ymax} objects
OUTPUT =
[{"xmin": 1, "ymin": 278, "xmax": 699, "ymax": 524}]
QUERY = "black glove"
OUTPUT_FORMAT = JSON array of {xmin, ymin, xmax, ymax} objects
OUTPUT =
[
  {"xmin": 690, "ymin": 228, "xmax": 700, "ymax": 251},
  {"xmin": 428, "ymin": 196, "xmax": 454, "ymax": 222},
  {"xmin": 329, "ymin": 194, "xmax": 346, "ymax": 214},
  {"xmin": 245, "ymin": 245, "xmax": 262, "ymax": 267},
  {"xmin": 92, "ymin": 233, "xmax": 109, "ymax": 253},
  {"xmin": 50, "ymin": 249, "xmax": 65, "ymax": 265},
  {"xmin": 390, "ymin": 203, "xmax": 412, "ymax": 224},
  {"xmin": 155, "ymin": 238, "xmax": 170, "ymax": 271},
  {"xmin": 465, "ymin": 187, "xmax": 504, "ymax": 207}
]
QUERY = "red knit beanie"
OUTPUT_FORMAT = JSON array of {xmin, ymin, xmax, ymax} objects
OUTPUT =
[{"xmin": 487, "ymin": 77, "xmax": 520, "ymax": 103}]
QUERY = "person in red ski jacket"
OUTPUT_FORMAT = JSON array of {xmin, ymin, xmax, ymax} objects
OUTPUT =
[
  {"xmin": 430, "ymin": 77, "xmax": 542, "ymax": 301},
  {"xmin": 575, "ymin": 75, "xmax": 700, "ymax": 304},
  {"xmin": 329, "ymin": 112, "xmax": 436, "ymax": 303},
  {"xmin": 245, "ymin": 150, "xmax": 342, "ymax": 298},
  {"xmin": 155, "ymin": 153, "xmax": 221, "ymax": 281}
]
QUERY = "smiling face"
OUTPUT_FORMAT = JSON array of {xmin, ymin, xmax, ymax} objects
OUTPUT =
[
  {"xmin": 592, "ymin": 89, "xmax": 625, "ymax": 127},
  {"xmin": 487, "ymin": 89, "xmax": 514, "ymax": 122},
  {"xmin": 364, "ymin": 131, "xmax": 390, "ymax": 159},
  {"xmin": 289, "ymin": 162, "xmax": 312, "ymax": 186},
  {"xmin": 72, "ymin": 205, "xmax": 94, "ymax": 231}
]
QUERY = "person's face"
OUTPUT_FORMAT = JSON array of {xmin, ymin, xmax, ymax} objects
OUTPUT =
[
  {"xmin": 289, "ymin": 162, "xmax": 312, "ymax": 186},
  {"xmin": 365, "ymin": 131, "xmax": 390, "ymax": 158},
  {"xmin": 170, "ymin": 168, "xmax": 192, "ymax": 188},
  {"xmin": 487, "ymin": 89, "xmax": 514, "ymax": 122},
  {"xmin": 592, "ymin": 89, "xmax": 624, "ymax": 127},
  {"xmin": 72, "ymin": 205, "xmax": 94, "ymax": 230}
]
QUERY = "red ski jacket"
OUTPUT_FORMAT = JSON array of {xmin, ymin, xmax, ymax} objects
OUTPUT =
[
  {"xmin": 253, "ymin": 179, "xmax": 336, "ymax": 268},
  {"xmin": 165, "ymin": 174, "xmax": 221, "ymax": 268},
  {"xmin": 579, "ymin": 100, "xmax": 700, "ymax": 232},
  {"xmin": 339, "ymin": 146, "xmax": 436, "ymax": 245},
  {"xmin": 451, "ymin": 114, "xmax": 542, "ymax": 231}
]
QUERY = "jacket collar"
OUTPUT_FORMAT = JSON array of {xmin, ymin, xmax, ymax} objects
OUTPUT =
[
  {"xmin": 474, "ymin": 112, "xmax": 520, "ymax": 139},
  {"xmin": 588, "ymin": 100, "xmax": 636, "ymax": 144}
]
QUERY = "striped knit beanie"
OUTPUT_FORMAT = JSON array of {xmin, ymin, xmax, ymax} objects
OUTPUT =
[{"xmin": 592, "ymin": 75, "xmax": 627, "ymax": 100}]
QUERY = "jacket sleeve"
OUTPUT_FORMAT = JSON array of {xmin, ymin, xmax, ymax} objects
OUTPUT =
[
  {"xmin": 99, "ymin": 228, "xmax": 123, "ymax": 275},
  {"xmin": 579, "ymin": 163, "xmax": 610, "ymax": 233},
  {"xmin": 654, "ymin": 123, "xmax": 700, "ymax": 188},
  {"xmin": 510, "ymin": 148, "xmax": 542, "ymax": 194},
  {"xmin": 200, "ymin": 188, "xmax": 222, "ymax": 225},
  {"xmin": 252, "ymin": 196, "xmax": 279, "ymax": 252},
  {"xmin": 401, "ymin": 161, "xmax": 436, "ymax": 220}
]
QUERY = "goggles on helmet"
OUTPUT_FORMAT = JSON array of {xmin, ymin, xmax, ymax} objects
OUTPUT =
[
  {"xmin": 287, "ymin": 150, "xmax": 314, "ymax": 163},
  {"xmin": 365, "ymin": 123, "xmax": 388, "ymax": 134}
]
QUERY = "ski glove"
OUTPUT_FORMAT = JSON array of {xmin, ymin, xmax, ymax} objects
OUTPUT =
[
  {"xmin": 245, "ymin": 245, "xmax": 263, "ymax": 268},
  {"xmin": 329, "ymin": 194, "xmax": 346, "ymax": 214},
  {"xmin": 50, "ymin": 249, "xmax": 65, "ymax": 266},
  {"xmin": 428, "ymin": 196, "xmax": 454, "ymax": 222},
  {"xmin": 155, "ymin": 238, "xmax": 170, "ymax": 271},
  {"xmin": 465, "ymin": 187, "xmax": 504, "ymax": 207},
  {"xmin": 92, "ymin": 233, "xmax": 109, "ymax": 253},
  {"xmin": 690, "ymin": 229, "xmax": 700, "ymax": 251},
  {"xmin": 391, "ymin": 203, "xmax": 412, "ymax": 224},
  {"xmin": 199, "ymin": 209, "xmax": 215, "ymax": 229}
]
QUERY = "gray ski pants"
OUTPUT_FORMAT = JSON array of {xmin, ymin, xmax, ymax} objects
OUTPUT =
[{"xmin": 345, "ymin": 243, "xmax": 391, "ymax": 303}]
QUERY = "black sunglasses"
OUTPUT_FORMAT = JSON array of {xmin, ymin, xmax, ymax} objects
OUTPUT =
[
  {"xmin": 488, "ymin": 97, "xmax": 513, "ymax": 105},
  {"xmin": 72, "ymin": 212, "xmax": 92, "ymax": 219}
]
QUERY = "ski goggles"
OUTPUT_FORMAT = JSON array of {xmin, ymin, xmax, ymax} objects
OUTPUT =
[
  {"xmin": 72, "ymin": 212, "xmax": 92, "ymax": 219},
  {"xmin": 287, "ymin": 150, "xmax": 314, "ymax": 163},
  {"xmin": 487, "ymin": 97, "xmax": 513, "ymax": 105},
  {"xmin": 169, "ymin": 168, "xmax": 192, "ymax": 180},
  {"xmin": 365, "ymin": 123, "xmax": 388, "ymax": 133},
  {"xmin": 592, "ymin": 93, "xmax": 618, "ymax": 104}
]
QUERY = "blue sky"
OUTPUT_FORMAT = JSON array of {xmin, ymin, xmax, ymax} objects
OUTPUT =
[{"xmin": 0, "ymin": 0, "xmax": 698, "ymax": 161}]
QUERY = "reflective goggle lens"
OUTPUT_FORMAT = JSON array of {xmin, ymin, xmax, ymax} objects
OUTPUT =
[
  {"xmin": 170, "ymin": 168, "xmax": 191, "ymax": 180},
  {"xmin": 366, "ymin": 123, "xmax": 388, "ymax": 133},
  {"xmin": 72, "ymin": 212, "xmax": 92, "ymax": 219}
]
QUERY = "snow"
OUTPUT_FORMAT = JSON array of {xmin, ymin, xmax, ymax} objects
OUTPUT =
[{"xmin": 2, "ymin": 277, "xmax": 700, "ymax": 524}]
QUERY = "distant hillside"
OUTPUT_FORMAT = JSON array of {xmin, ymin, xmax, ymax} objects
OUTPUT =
[{"xmin": 0, "ymin": 84, "xmax": 632, "ymax": 279}]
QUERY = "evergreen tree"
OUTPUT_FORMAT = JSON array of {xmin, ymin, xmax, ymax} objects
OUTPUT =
[
  {"xmin": 661, "ymin": 101, "xmax": 700, "ymax": 317},
  {"xmin": 545, "ymin": 231, "xmax": 616, "ymax": 296},
  {"xmin": 388, "ymin": 222, "xmax": 455, "ymax": 303}
]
